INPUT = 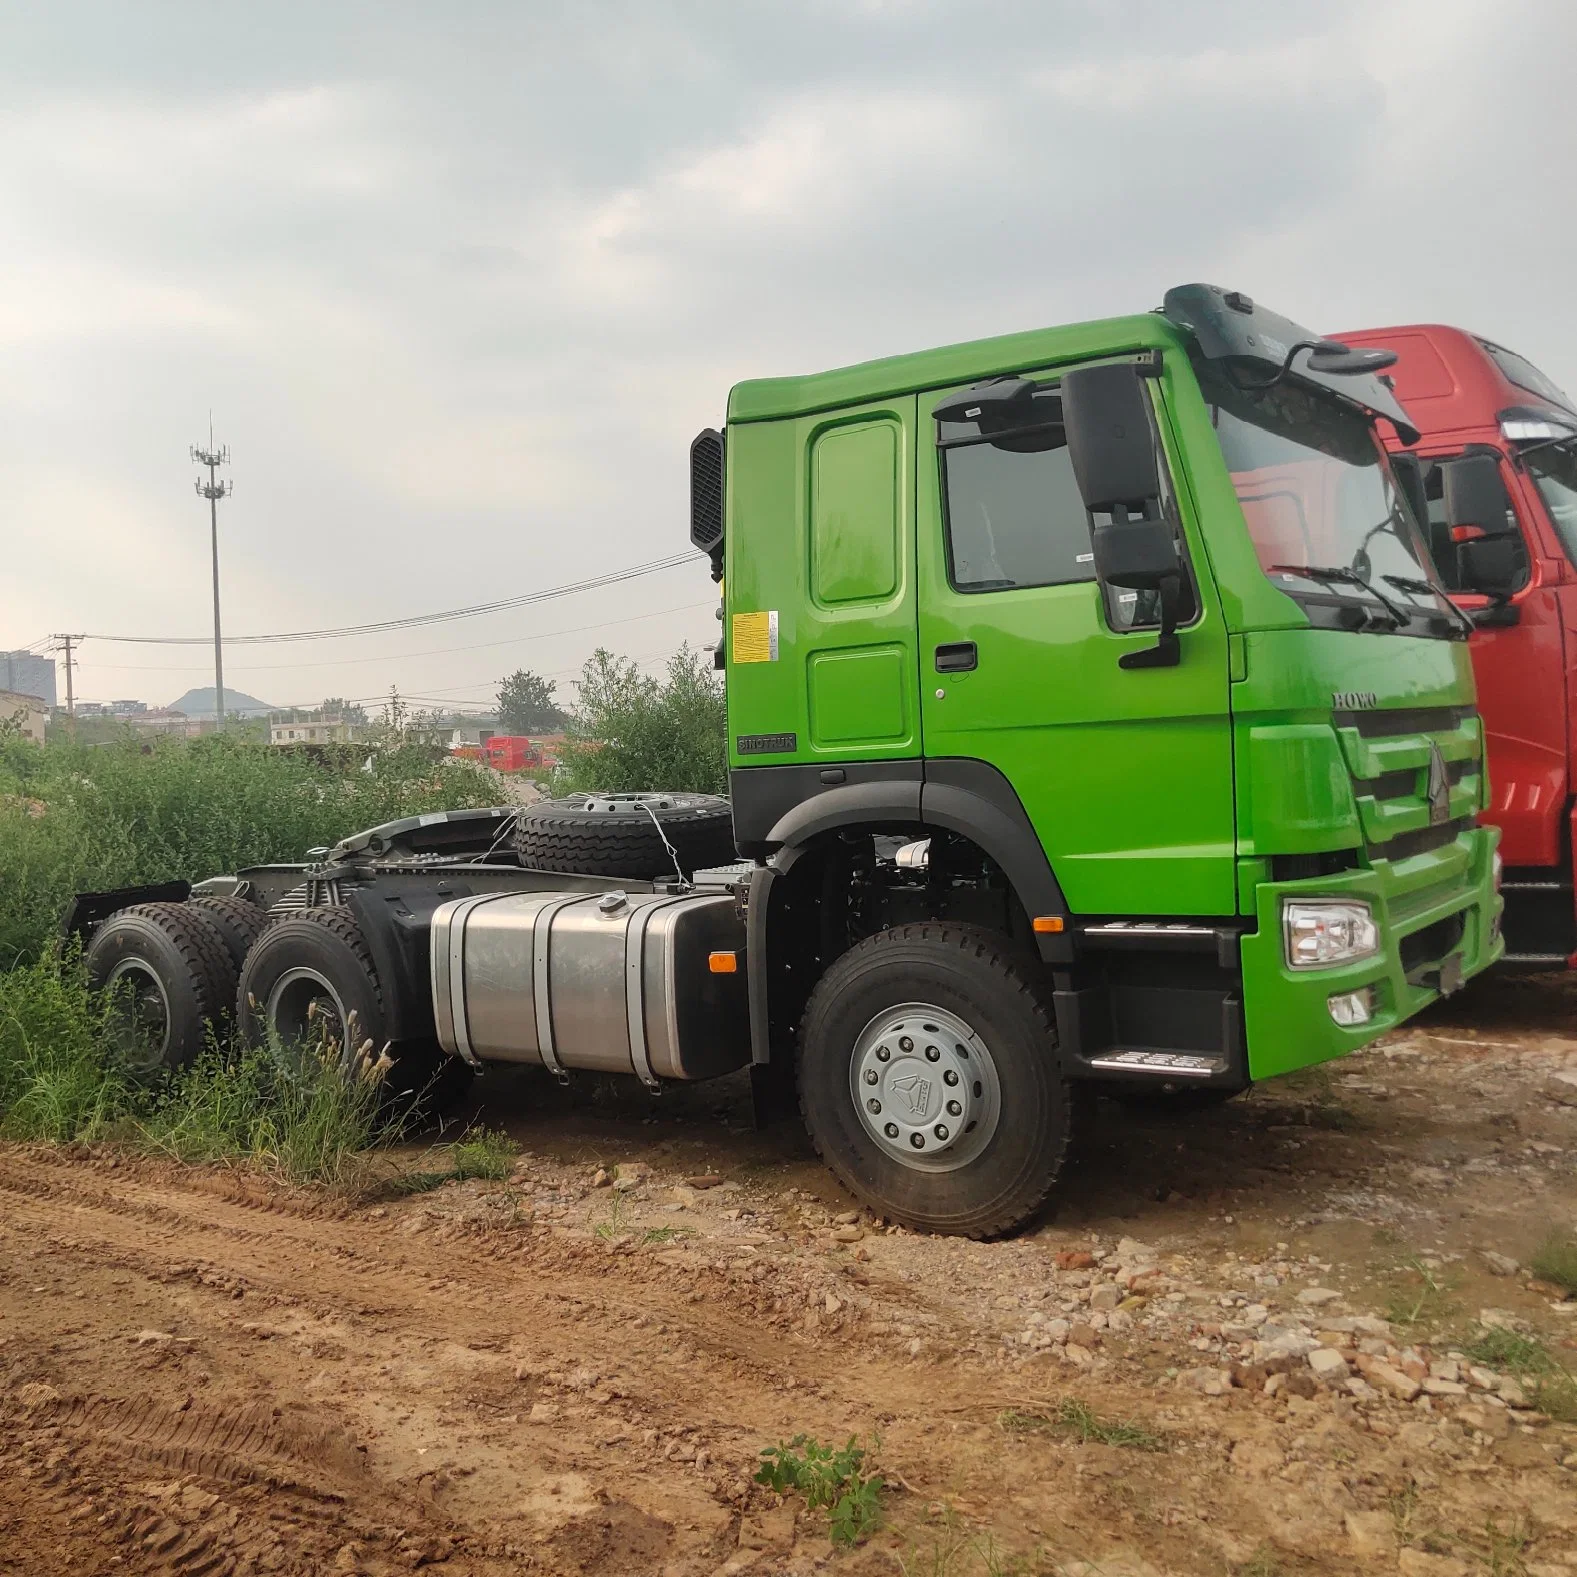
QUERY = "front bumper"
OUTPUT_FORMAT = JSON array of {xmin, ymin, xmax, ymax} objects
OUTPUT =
[{"xmin": 1239, "ymin": 823, "xmax": 1502, "ymax": 1081}]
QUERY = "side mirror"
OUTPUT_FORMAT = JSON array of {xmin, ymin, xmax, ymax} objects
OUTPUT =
[
  {"xmin": 1442, "ymin": 453, "xmax": 1514, "ymax": 540},
  {"xmin": 1091, "ymin": 515, "xmax": 1179, "ymax": 590},
  {"xmin": 1060, "ymin": 362, "xmax": 1161, "ymax": 513},
  {"xmin": 1457, "ymin": 537, "xmax": 1523, "ymax": 598}
]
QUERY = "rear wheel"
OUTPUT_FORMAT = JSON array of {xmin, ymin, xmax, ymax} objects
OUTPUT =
[
  {"xmin": 236, "ymin": 908, "xmax": 471, "ymax": 1113},
  {"xmin": 189, "ymin": 894, "xmax": 270, "ymax": 972},
  {"xmin": 797, "ymin": 923, "xmax": 1072, "ymax": 1238},
  {"xmin": 84, "ymin": 902, "xmax": 235, "ymax": 1075}
]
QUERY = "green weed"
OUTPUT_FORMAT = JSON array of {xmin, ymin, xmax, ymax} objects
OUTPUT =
[
  {"xmin": 755, "ymin": 1434, "xmax": 883, "ymax": 1546},
  {"xmin": 1530, "ymin": 1230, "xmax": 1577, "ymax": 1295},
  {"xmin": 1461, "ymin": 1325, "xmax": 1577, "ymax": 1423},
  {"xmin": 450, "ymin": 1128, "xmax": 516, "ymax": 1181},
  {"xmin": 998, "ymin": 1398, "xmax": 1165, "ymax": 1451},
  {"xmin": 1235, "ymin": 1548, "xmax": 1283, "ymax": 1577},
  {"xmin": 1385, "ymin": 1256, "xmax": 1459, "ymax": 1329}
]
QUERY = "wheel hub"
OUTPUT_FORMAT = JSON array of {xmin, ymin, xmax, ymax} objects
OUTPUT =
[
  {"xmin": 104, "ymin": 958, "xmax": 171, "ymax": 1069},
  {"xmin": 265, "ymin": 966, "xmax": 352, "ymax": 1066},
  {"xmin": 849, "ymin": 1004, "xmax": 1001, "ymax": 1172}
]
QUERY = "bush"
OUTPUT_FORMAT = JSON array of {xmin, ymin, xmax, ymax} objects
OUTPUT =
[
  {"xmin": 0, "ymin": 951, "xmax": 129, "ymax": 1141},
  {"xmin": 0, "ymin": 731, "xmax": 500, "ymax": 966},
  {"xmin": 555, "ymin": 644, "xmax": 726, "ymax": 797}
]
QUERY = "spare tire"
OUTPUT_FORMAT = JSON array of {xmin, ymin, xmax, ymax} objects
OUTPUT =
[
  {"xmin": 512, "ymin": 791, "xmax": 736, "ymax": 879},
  {"xmin": 85, "ymin": 901, "xmax": 236, "ymax": 1074}
]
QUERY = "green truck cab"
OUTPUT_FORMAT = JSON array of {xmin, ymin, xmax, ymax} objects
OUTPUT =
[{"xmin": 692, "ymin": 282, "xmax": 1502, "ymax": 1236}]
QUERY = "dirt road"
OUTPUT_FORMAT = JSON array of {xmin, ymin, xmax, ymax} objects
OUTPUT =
[{"xmin": 2, "ymin": 974, "xmax": 1575, "ymax": 1577}]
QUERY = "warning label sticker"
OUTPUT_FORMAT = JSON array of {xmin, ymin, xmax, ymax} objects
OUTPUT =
[{"xmin": 731, "ymin": 610, "xmax": 779, "ymax": 663}]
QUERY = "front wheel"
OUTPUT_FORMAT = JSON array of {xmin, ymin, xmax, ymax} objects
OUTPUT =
[{"xmin": 797, "ymin": 923, "xmax": 1072, "ymax": 1239}]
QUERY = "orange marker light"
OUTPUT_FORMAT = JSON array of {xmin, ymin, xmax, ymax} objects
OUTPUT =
[
  {"xmin": 1032, "ymin": 916, "xmax": 1065, "ymax": 934},
  {"xmin": 708, "ymin": 951, "xmax": 739, "ymax": 973}
]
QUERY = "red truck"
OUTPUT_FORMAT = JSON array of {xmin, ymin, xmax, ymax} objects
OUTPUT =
[{"xmin": 1338, "ymin": 321, "xmax": 1577, "ymax": 967}]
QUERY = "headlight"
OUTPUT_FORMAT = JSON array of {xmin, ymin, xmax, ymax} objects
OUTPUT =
[{"xmin": 1283, "ymin": 900, "xmax": 1379, "ymax": 969}]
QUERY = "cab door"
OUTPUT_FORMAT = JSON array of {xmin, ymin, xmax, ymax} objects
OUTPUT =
[{"xmin": 916, "ymin": 363, "xmax": 1236, "ymax": 918}]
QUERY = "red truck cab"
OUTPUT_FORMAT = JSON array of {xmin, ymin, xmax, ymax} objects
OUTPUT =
[{"xmin": 1338, "ymin": 322, "xmax": 1577, "ymax": 965}]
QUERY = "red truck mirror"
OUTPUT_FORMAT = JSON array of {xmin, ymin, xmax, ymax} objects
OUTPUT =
[{"xmin": 1442, "ymin": 453, "xmax": 1514, "ymax": 541}]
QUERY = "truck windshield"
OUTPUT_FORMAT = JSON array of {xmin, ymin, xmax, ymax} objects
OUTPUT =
[
  {"xmin": 1194, "ymin": 358, "xmax": 1452, "ymax": 633},
  {"xmin": 1524, "ymin": 442, "xmax": 1577, "ymax": 565}
]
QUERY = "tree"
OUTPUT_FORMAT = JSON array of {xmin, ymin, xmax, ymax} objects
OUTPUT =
[
  {"xmin": 555, "ymin": 644, "xmax": 726, "ymax": 795},
  {"xmin": 321, "ymin": 697, "xmax": 368, "ymax": 725},
  {"xmin": 497, "ymin": 669, "xmax": 569, "ymax": 734}
]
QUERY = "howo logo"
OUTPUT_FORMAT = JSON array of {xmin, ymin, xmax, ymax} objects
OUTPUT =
[
  {"xmin": 888, "ymin": 1074, "xmax": 934, "ymax": 1119},
  {"xmin": 1332, "ymin": 691, "xmax": 1379, "ymax": 710}
]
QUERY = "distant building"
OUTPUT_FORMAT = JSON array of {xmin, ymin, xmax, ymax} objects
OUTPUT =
[
  {"xmin": 270, "ymin": 719, "xmax": 357, "ymax": 747},
  {"xmin": 0, "ymin": 689, "xmax": 47, "ymax": 744},
  {"xmin": 1, "ymin": 652, "xmax": 56, "ymax": 708}
]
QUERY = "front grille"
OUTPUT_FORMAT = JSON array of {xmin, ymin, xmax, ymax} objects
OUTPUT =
[
  {"xmin": 1354, "ymin": 757, "xmax": 1475, "ymax": 803},
  {"xmin": 1400, "ymin": 911, "xmax": 1465, "ymax": 976},
  {"xmin": 1271, "ymin": 850, "xmax": 1361, "ymax": 881},
  {"xmin": 1375, "ymin": 816, "xmax": 1473, "ymax": 863},
  {"xmin": 1333, "ymin": 704, "xmax": 1475, "ymax": 738}
]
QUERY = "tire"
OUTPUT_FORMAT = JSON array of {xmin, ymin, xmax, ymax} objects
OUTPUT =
[
  {"xmin": 189, "ymin": 894, "xmax": 270, "ymax": 972},
  {"xmin": 235, "ymin": 907, "xmax": 470, "ymax": 1114},
  {"xmin": 512, "ymin": 791, "xmax": 735, "ymax": 880},
  {"xmin": 236, "ymin": 907, "xmax": 386, "ymax": 1073},
  {"xmin": 85, "ymin": 902, "xmax": 236, "ymax": 1075},
  {"xmin": 797, "ymin": 923, "xmax": 1073, "ymax": 1239}
]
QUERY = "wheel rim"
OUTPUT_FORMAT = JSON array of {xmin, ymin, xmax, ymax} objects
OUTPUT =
[
  {"xmin": 849, "ymin": 1003, "xmax": 1002, "ymax": 1172},
  {"xmin": 575, "ymin": 792, "xmax": 711, "ymax": 814},
  {"xmin": 265, "ymin": 966, "xmax": 352, "ymax": 1067},
  {"xmin": 104, "ymin": 958, "xmax": 172, "ymax": 1069}
]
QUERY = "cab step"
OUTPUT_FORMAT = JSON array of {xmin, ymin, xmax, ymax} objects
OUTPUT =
[{"xmin": 1083, "ymin": 1050, "xmax": 1226, "ymax": 1079}]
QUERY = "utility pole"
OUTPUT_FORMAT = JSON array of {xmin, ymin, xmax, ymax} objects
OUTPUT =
[
  {"xmin": 190, "ymin": 420, "xmax": 232, "ymax": 728},
  {"xmin": 50, "ymin": 633, "xmax": 83, "ymax": 735}
]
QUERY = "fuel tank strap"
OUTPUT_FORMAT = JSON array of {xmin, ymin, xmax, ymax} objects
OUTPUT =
[
  {"xmin": 533, "ymin": 894, "xmax": 587, "ymax": 1080},
  {"xmin": 436, "ymin": 893, "xmax": 508, "ymax": 1067},
  {"xmin": 624, "ymin": 896, "xmax": 693, "ymax": 1090}
]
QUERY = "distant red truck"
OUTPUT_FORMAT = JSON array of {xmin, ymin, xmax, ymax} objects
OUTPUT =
[
  {"xmin": 1338, "ymin": 321, "xmax": 1577, "ymax": 967},
  {"xmin": 454, "ymin": 734, "xmax": 564, "ymax": 774}
]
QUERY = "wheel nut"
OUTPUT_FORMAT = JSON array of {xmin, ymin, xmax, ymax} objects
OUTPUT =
[
  {"xmin": 898, "ymin": 1036, "xmax": 913, "ymax": 1053},
  {"xmin": 946, "ymin": 1099, "xmax": 962, "ymax": 1116},
  {"xmin": 925, "ymin": 1045, "xmax": 940, "ymax": 1062},
  {"xmin": 864, "ymin": 1068, "xmax": 878, "ymax": 1085},
  {"xmin": 909, "ymin": 1132, "xmax": 925, "ymax": 1148},
  {"xmin": 884, "ymin": 1122, "xmax": 899, "ymax": 1139},
  {"xmin": 876, "ymin": 1045, "xmax": 891, "ymax": 1062},
  {"xmin": 866, "ymin": 1098, "xmax": 881, "ymax": 1114},
  {"xmin": 943, "ymin": 1068, "xmax": 959, "ymax": 1086},
  {"xmin": 933, "ymin": 1123, "xmax": 949, "ymax": 1141}
]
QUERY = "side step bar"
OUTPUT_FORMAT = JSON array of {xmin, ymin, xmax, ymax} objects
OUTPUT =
[{"xmin": 1084, "ymin": 1050, "xmax": 1225, "ymax": 1079}]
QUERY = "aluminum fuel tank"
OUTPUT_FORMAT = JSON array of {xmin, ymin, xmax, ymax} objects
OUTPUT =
[{"xmin": 430, "ymin": 889, "xmax": 749, "ymax": 1083}]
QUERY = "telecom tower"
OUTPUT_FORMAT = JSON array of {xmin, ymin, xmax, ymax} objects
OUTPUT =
[{"xmin": 190, "ymin": 423, "xmax": 232, "ymax": 726}]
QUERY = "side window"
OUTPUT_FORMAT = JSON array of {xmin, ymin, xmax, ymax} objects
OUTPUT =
[
  {"xmin": 936, "ymin": 374, "xmax": 1193, "ymax": 629},
  {"xmin": 939, "ymin": 396, "xmax": 1092, "ymax": 593}
]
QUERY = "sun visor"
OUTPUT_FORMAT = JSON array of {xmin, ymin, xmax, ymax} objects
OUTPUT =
[{"xmin": 1163, "ymin": 283, "xmax": 1420, "ymax": 445}]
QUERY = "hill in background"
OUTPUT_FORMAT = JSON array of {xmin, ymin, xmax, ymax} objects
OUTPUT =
[{"xmin": 166, "ymin": 686, "xmax": 274, "ymax": 719}]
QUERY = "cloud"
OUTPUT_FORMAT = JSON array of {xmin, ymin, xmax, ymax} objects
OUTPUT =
[{"xmin": 0, "ymin": 0, "xmax": 1572, "ymax": 709}]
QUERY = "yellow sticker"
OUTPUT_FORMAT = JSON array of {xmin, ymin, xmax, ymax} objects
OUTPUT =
[{"xmin": 732, "ymin": 610, "xmax": 778, "ymax": 663}]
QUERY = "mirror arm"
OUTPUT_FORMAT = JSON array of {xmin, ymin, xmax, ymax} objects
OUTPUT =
[{"xmin": 1118, "ymin": 572, "xmax": 1183, "ymax": 670}]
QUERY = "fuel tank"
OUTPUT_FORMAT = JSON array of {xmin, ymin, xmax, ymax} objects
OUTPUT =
[{"xmin": 430, "ymin": 889, "xmax": 749, "ymax": 1084}]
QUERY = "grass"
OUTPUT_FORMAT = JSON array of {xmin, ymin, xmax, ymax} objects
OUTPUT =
[
  {"xmin": 1235, "ymin": 1550, "xmax": 1283, "ymax": 1577},
  {"xmin": 386, "ymin": 1127, "xmax": 518, "ymax": 1196},
  {"xmin": 1462, "ymin": 1324, "xmax": 1577, "ymax": 1423},
  {"xmin": 998, "ymin": 1398, "xmax": 1166, "ymax": 1452},
  {"xmin": 0, "ymin": 951, "xmax": 403, "ymax": 1189},
  {"xmin": 896, "ymin": 1514, "xmax": 1036, "ymax": 1577},
  {"xmin": 755, "ymin": 1434, "xmax": 883, "ymax": 1546},
  {"xmin": 0, "ymin": 730, "xmax": 499, "ymax": 968},
  {"xmin": 1384, "ymin": 1256, "xmax": 1460, "ymax": 1329},
  {"xmin": 1530, "ymin": 1229, "xmax": 1577, "ymax": 1295}
]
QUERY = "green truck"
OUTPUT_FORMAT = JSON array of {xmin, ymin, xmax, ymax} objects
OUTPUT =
[{"xmin": 74, "ymin": 283, "xmax": 1503, "ymax": 1239}]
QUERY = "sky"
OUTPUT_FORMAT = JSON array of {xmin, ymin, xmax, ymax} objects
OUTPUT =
[{"xmin": 3, "ymin": 0, "xmax": 1574, "ymax": 714}]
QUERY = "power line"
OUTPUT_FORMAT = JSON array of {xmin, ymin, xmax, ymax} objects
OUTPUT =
[
  {"xmin": 82, "ymin": 552, "xmax": 701, "ymax": 647},
  {"xmin": 68, "ymin": 599, "xmax": 717, "ymax": 675}
]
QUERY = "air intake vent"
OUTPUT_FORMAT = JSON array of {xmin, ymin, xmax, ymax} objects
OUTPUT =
[{"xmin": 689, "ymin": 427, "xmax": 725, "ymax": 572}]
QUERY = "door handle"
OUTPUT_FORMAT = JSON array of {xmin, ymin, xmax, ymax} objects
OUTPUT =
[{"xmin": 934, "ymin": 642, "xmax": 978, "ymax": 673}]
